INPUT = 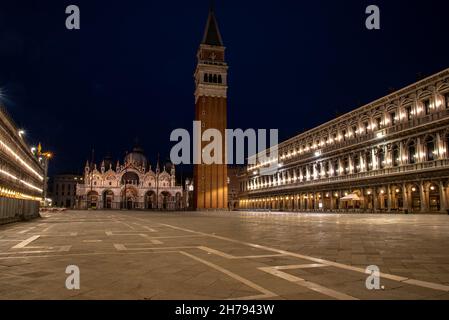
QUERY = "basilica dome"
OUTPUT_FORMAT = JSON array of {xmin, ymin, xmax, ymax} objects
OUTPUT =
[{"xmin": 124, "ymin": 147, "xmax": 147, "ymax": 168}]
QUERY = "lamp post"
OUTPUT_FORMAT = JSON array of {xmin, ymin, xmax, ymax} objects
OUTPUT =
[
  {"xmin": 38, "ymin": 147, "xmax": 52, "ymax": 207},
  {"xmin": 155, "ymin": 153, "xmax": 160, "ymax": 210}
]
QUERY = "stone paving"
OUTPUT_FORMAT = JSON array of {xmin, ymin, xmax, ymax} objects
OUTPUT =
[{"xmin": 0, "ymin": 210, "xmax": 448, "ymax": 300}]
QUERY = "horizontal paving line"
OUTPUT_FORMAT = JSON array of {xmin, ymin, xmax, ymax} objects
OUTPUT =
[
  {"xmin": 0, "ymin": 246, "xmax": 71, "ymax": 255},
  {"xmin": 18, "ymin": 227, "xmax": 36, "ymax": 234},
  {"xmin": 198, "ymin": 246, "xmax": 285, "ymax": 260},
  {"xmin": 0, "ymin": 250, "xmax": 184, "ymax": 260},
  {"xmin": 113, "ymin": 244, "xmax": 197, "ymax": 251},
  {"xmin": 270, "ymin": 264, "xmax": 328, "ymax": 270},
  {"xmin": 12, "ymin": 235, "xmax": 40, "ymax": 249}
]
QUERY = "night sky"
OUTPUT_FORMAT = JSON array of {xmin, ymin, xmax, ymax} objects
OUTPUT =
[{"xmin": 0, "ymin": 0, "xmax": 448, "ymax": 177}]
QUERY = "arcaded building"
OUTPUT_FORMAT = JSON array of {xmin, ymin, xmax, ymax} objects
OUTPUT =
[
  {"xmin": 1, "ymin": 105, "xmax": 45, "ymax": 224},
  {"xmin": 76, "ymin": 147, "xmax": 183, "ymax": 210},
  {"xmin": 239, "ymin": 68, "xmax": 449, "ymax": 214}
]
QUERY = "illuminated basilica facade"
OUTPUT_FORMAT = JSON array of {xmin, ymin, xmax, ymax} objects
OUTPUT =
[
  {"xmin": 76, "ymin": 147, "xmax": 184, "ymax": 210},
  {"xmin": 239, "ymin": 68, "xmax": 449, "ymax": 214}
]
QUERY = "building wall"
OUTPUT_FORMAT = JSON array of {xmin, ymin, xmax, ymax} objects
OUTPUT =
[
  {"xmin": 50, "ymin": 175, "xmax": 83, "ymax": 208},
  {"xmin": 1, "ymin": 105, "xmax": 44, "ymax": 224},
  {"xmin": 240, "ymin": 68, "xmax": 449, "ymax": 214}
]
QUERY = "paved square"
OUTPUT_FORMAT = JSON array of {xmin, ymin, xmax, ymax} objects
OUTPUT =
[{"xmin": 0, "ymin": 210, "xmax": 449, "ymax": 300}]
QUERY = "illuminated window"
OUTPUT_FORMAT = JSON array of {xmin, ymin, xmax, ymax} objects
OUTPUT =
[
  {"xmin": 353, "ymin": 155, "xmax": 360, "ymax": 173},
  {"xmin": 405, "ymin": 106, "xmax": 412, "ymax": 121},
  {"xmin": 408, "ymin": 141, "xmax": 416, "ymax": 164},
  {"xmin": 424, "ymin": 99, "xmax": 431, "ymax": 115},
  {"xmin": 444, "ymin": 92, "xmax": 449, "ymax": 109},
  {"xmin": 393, "ymin": 146, "xmax": 400, "ymax": 167},
  {"xmin": 378, "ymin": 148, "xmax": 385, "ymax": 169},
  {"xmin": 364, "ymin": 121, "xmax": 369, "ymax": 134},
  {"xmin": 425, "ymin": 136, "xmax": 435, "ymax": 161},
  {"xmin": 376, "ymin": 117, "xmax": 382, "ymax": 129},
  {"xmin": 390, "ymin": 112, "xmax": 396, "ymax": 126}
]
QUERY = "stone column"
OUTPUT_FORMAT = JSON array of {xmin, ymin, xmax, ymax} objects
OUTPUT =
[
  {"xmin": 360, "ymin": 152, "xmax": 366, "ymax": 172},
  {"xmin": 320, "ymin": 162, "xmax": 326, "ymax": 179},
  {"xmin": 330, "ymin": 192, "xmax": 334, "ymax": 210},
  {"xmin": 399, "ymin": 141, "xmax": 405, "ymax": 165},
  {"xmin": 387, "ymin": 185, "xmax": 392, "ymax": 212},
  {"xmin": 417, "ymin": 137, "xmax": 423, "ymax": 163},
  {"xmin": 402, "ymin": 183, "xmax": 409, "ymax": 212},
  {"xmin": 338, "ymin": 158, "xmax": 344, "ymax": 176},
  {"xmin": 439, "ymin": 181, "xmax": 447, "ymax": 212},
  {"xmin": 436, "ymin": 132, "xmax": 444, "ymax": 160},
  {"xmin": 371, "ymin": 149, "xmax": 377, "ymax": 170},
  {"xmin": 348, "ymin": 155, "xmax": 354, "ymax": 174},
  {"xmin": 373, "ymin": 190, "xmax": 379, "ymax": 212},
  {"xmin": 420, "ymin": 182, "xmax": 427, "ymax": 212},
  {"xmin": 329, "ymin": 160, "xmax": 334, "ymax": 177}
]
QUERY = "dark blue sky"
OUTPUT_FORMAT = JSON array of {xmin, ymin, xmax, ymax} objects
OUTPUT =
[{"xmin": 0, "ymin": 0, "xmax": 448, "ymax": 176}]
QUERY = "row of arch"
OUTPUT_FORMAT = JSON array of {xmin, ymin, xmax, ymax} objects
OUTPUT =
[
  {"xmin": 241, "ymin": 181, "xmax": 448, "ymax": 213},
  {"xmin": 270, "ymin": 89, "xmax": 449, "ymax": 166},
  {"xmin": 203, "ymin": 73, "xmax": 223, "ymax": 84},
  {"xmin": 81, "ymin": 189, "xmax": 183, "ymax": 210}
]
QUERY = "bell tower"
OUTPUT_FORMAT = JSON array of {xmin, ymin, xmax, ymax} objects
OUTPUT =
[{"xmin": 193, "ymin": 5, "xmax": 228, "ymax": 210}]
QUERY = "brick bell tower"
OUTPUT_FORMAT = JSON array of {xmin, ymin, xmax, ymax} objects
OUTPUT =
[{"xmin": 193, "ymin": 5, "xmax": 228, "ymax": 210}]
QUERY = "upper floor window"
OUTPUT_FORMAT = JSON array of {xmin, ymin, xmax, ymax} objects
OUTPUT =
[
  {"xmin": 375, "ymin": 117, "xmax": 382, "ymax": 130},
  {"xmin": 366, "ymin": 152, "xmax": 372, "ymax": 171},
  {"xmin": 445, "ymin": 92, "xmax": 449, "ymax": 109},
  {"xmin": 333, "ymin": 159, "xmax": 339, "ymax": 174},
  {"xmin": 353, "ymin": 155, "xmax": 360, "ymax": 173},
  {"xmin": 424, "ymin": 99, "xmax": 431, "ymax": 115},
  {"xmin": 390, "ymin": 112, "xmax": 397, "ymax": 126},
  {"xmin": 378, "ymin": 148, "xmax": 385, "ymax": 169},
  {"xmin": 405, "ymin": 106, "xmax": 412, "ymax": 121},
  {"xmin": 218, "ymin": 75, "xmax": 223, "ymax": 84},
  {"xmin": 343, "ymin": 158, "xmax": 349, "ymax": 174},
  {"xmin": 352, "ymin": 126, "xmax": 358, "ymax": 137},
  {"xmin": 408, "ymin": 142, "xmax": 416, "ymax": 164},
  {"xmin": 425, "ymin": 136, "xmax": 435, "ymax": 161},
  {"xmin": 363, "ymin": 122, "xmax": 369, "ymax": 134},
  {"xmin": 204, "ymin": 73, "xmax": 208, "ymax": 82},
  {"xmin": 392, "ymin": 146, "xmax": 400, "ymax": 167},
  {"xmin": 342, "ymin": 130, "xmax": 347, "ymax": 141}
]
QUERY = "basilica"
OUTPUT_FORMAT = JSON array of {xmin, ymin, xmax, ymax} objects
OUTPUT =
[{"xmin": 76, "ymin": 147, "xmax": 184, "ymax": 210}]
